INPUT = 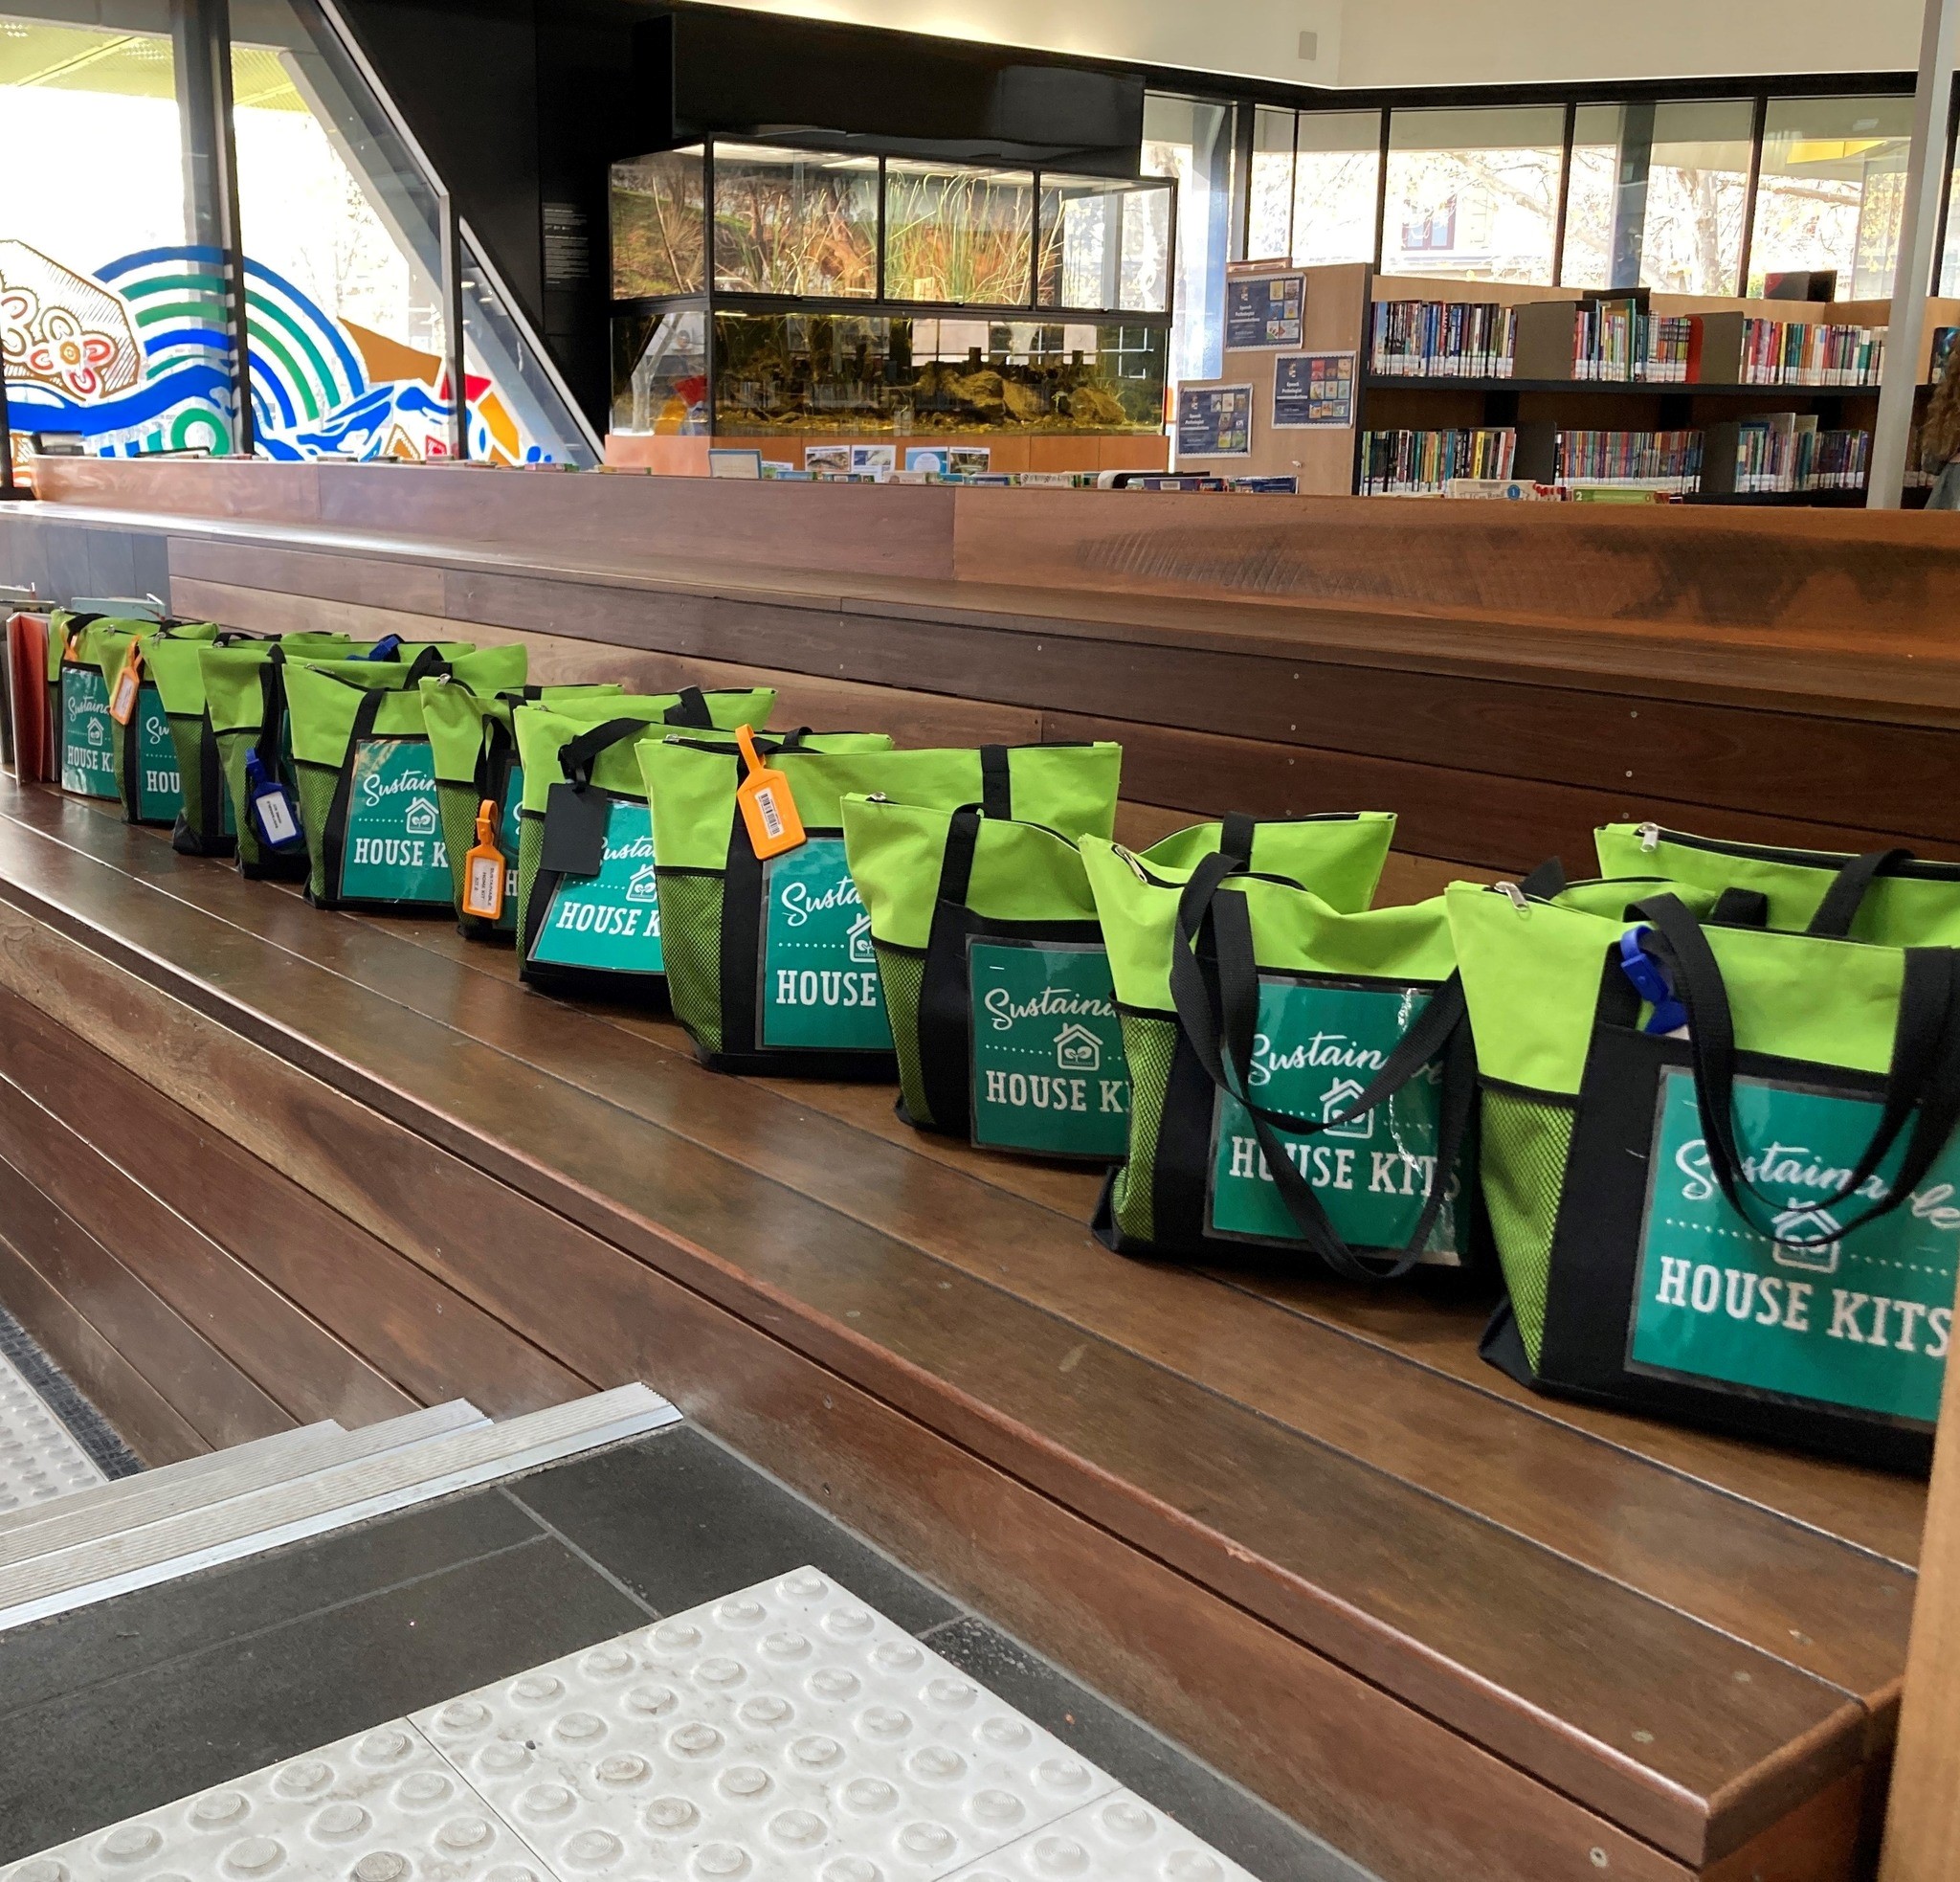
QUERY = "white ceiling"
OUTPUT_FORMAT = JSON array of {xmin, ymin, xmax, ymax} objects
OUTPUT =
[{"xmin": 697, "ymin": 0, "xmax": 1928, "ymax": 89}]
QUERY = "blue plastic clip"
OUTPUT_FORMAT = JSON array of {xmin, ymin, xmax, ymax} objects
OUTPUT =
[
  {"xmin": 362, "ymin": 634, "xmax": 404, "ymax": 661},
  {"xmin": 1618, "ymin": 925, "xmax": 1686, "ymax": 1035}
]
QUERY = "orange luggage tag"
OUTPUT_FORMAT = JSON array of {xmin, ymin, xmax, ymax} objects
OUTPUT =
[
  {"xmin": 735, "ymin": 724, "xmax": 805, "ymax": 859},
  {"xmin": 108, "ymin": 640, "xmax": 143, "ymax": 726},
  {"xmin": 460, "ymin": 797, "xmax": 506, "ymax": 921}
]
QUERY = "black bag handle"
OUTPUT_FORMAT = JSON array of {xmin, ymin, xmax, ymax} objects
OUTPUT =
[
  {"xmin": 1637, "ymin": 892, "xmax": 1960, "ymax": 1245},
  {"xmin": 1808, "ymin": 848, "xmax": 1918, "ymax": 938},
  {"xmin": 1219, "ymin": 812, "xmax": 1256, "ymax": 867},
  {"xmin": 664, "ymin": 685, "xmax": 715, "ymax": 728},
  {"xmin": 403, "ymin": 645, "xmax": 450, "ymax": 685},
  {"xmin": 1167, "ymin": 853, "xmax": 1473, "ymax": 1282},
  {"xmin": 980, "ymin": 744, "xmax": 1011, "ymax": 818},
  {"xmin": 559, "ymin": 716, "xmax": 658, "ymax": 789}
]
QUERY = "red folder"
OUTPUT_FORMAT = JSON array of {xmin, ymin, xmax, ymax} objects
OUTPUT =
[{"xmin": 8, "ymin": 611, "xmax": 48, "ymax": 781}]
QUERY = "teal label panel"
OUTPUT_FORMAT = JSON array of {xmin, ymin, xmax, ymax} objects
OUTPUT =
[
  {"xmin": 528, "ymin": 796, "xmax": 663, "ymax": 973},
  {"xmin": 339, "ymin": 738, "xmax": 452, "ymax": 905},
  {"xmin": 968, "ymin": 940, "xmax": 1128, "ymax": 1156},
  {"xmin": 135, "ymin": 685, "xmax": 183, "ymax": 823},
  {"xmin": 761, "ymin": 835, "xmax": 891, "ymax": 1051},
  {"xmin": 492, "ymin": 763, "xmax": 523, "ymax": 932},
  {"xmin": 1208, "ymin": 976, "xmax": 1460, "ymax": 1263},
  {"xmin": 59, "ymin": 665, "xmax": 118, "ymax": 799},
  {"xmin": 1628, "ymin": 1065, "xmax": 1959, "ymax": 1423}
]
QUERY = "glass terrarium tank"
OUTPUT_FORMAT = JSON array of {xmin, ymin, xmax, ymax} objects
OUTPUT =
[
  {"xmin": 709, "ymin": 313, "xmax": 1166, "ymax": 437},
  {"xmin": 608, "ymin": 142, "xmax": 1174, "ymax": 451}
]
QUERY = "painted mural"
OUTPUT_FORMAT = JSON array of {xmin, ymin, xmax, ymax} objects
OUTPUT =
[{"xmin": 1, "ymin": 240, "xmax": 549, "ymax": 462}]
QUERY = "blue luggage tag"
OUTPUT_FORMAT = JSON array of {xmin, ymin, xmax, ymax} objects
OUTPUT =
[
  {"xmin": 361, "ymin": 635, "xmax": 404, "ymax": 661},
  {"xmin": 244, "ymin": 750, "xmax": 303, "ymax": 850},
  {"xmin": 1618, "ymin": 925, "xmax": 1687, "ymax": 1037}
]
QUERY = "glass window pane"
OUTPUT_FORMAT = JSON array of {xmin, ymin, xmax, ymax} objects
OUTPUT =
[
  {"xmin": 232, "ymin": 0, "xmax": 453, "ymax": 459},
  {"xmin": 883, "ymin": 163, "xmax": 1034, "ymax": 306},
  {"xmin": 1292, "ymin": 110, "xmax": 1381, "ymax": 267},
  {"xmin": 1383, "ymin": 104, "xmax": 1566, "ymax": 283},
  {"xmin": 1564, "ymin": 100, "xmax": 1752, "ymax": 294},
  {"xmin": 1751, "ymin": 96, "xmax": 1914, "ymax": 297},
  {"xmin": 1037, "ymin": 176, "xmax": 1171, "ymax": 312},
  {"xmin": 1942, "ymin": 155, "xmax": 1960, "ymax": 294},
  {"xmin": 0, "ymin": 5, "xmax": 237, "ymax": 457},
  {"xmin": 457, "ymin": 234, "xmax": 598, "ymax": 464},
  {"xmin": 1144, "ymin": 92, "xmax": 1233, "ymax": 386},
  {"xmin": 611, "ymin": 148, "xmax": 705, "ymax": 298},
  {"xmin": 710, "ymin": 144, "xmax": 877, "ymax": 297},
  {"xmin": 710, "ymin": 311, "xmax": 1162, "ymax": 439},
  {"xmin": 611, "ymin": 308, "xmax": 708, "ymax": 437},
  {"xmin": 1248, "ymin": 106, "xmax": 1295, "ymax": 262}
]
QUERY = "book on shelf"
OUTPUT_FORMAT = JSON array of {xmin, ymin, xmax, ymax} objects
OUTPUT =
[
  {"xmin": 1551, "ymin": 428, "xmax": 1703, "ymax": 495},
  {"xmin": 1359, "ymin": 427, "xmax": 1516, "ymax": 495},
  {"xmin": 1686, "ymin": 313, "xmax": 1885, "ymax": 387},
  {"xmin": 1701, "ymin": 414, "xmax": 1870, "ymax": 496},
  {"xmin": 1369, "ymin": 301, "xmax": 1517, "ymax": 378}
]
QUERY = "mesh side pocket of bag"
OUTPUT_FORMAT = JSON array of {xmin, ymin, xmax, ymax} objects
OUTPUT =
[
  {"xmin": 437, "ymin": 782, "xmax": 479, "ymax": 914},
  {"xmin": 167, "ymin": 714, "xmax": 207, "ymax": 837},
  {"xmin": 1109, "ymin": 1012, "xmax": 1178, "ymax": 1243},
  {"xmin": 655, "ymin": 871, "xmax": 725, "ymax": 1054},
  {"xmin": 295, "ymin": 762, "xmax": 341, "ymax": 898},
  {"xmin": 1479, "ymin": 1088, "xmax": 1577, "ymax": 1368},
  {"xmin": 874, "ymin": 942, "xmax": 932, "ymax": 1128},
  {"xmin": 517, "ymin": 814, "xmax": 546, "ymax": 953},
  {"xmin": 217, "ymin": 731, "xmax": 264, "ymax": 867}
]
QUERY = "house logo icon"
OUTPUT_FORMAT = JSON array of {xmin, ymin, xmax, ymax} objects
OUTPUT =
[
  {"xmin": 86, "ymin": 716, "xmax": 104, "ymax": 747},
  {"xmin": 1321, "ymin": 1076, "xmax": 1375, "ymax": 1142},
  {"xmin": 1770, "ymin": 1204, "xmax": 1842, "ymax": 1273},
  {"xmin": 404, "ymin": 796, "xmax": 438, "ymax": 839},
  {"xmin": 626, "ymin": 863, "xmax": 659, "ymax": 904},
  {"xmin": 848, "ymin": 911, "xmax": 874, "ymax": 964},
  {"xmin": 1055, "ymin": 1022, "xmax": 1102, "ymax": 1073}
]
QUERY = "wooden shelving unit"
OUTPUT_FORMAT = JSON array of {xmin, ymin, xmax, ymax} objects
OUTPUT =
[{"xmin": 1178, "ymin": 265, "xmax": 1960, "ymax": 503}]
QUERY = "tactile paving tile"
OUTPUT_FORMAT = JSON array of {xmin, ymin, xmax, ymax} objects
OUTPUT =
[
  {"xmin": 0, "ymin": 1347, "xmax": 103, "ymax": 1516},
  {"xmin": 412, "ymin": 1566, "xmax": 1119, "ymax": 1881},
  {"xmin": 941, "ymin": 1791, "xmax": 1262, "ymax": 1882},
  {"xmin": 0, "ymin": 1721, "xmax": 546, "ymax": 1882}
]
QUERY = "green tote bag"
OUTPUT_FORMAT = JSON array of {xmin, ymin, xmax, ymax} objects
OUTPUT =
[
  {"xmin": 87, "ymin": 618, "xmax": 227, "ymax": 830},
  {"xmin": 46, "ymin": 612, "xmax": 119, "ymax": 801},
  {"xmin": 842, "ymin": 801, "xmax": 1396, "ymax": 1159},
  {"xmin": 136, "ymin": 620, "xmax": 254, "ymax": 854},
  {"xmin": 1596, "ymin": 821, "xmax": 1960, "ymax": 945},
  {"xmin": 1449, "ymin": 874, "xmax": 1960, "ymax": 1469},
  {"xmin": 1084, "ymin": 838, "xmax": 1478, "ymax": 1279},
  {"xmin": 423, "ymin": 680, "xmax": 629, "ymax": 939},
  {"xmin": 283, "ymin": 643, "xmax": 526, "ymax": 908},
  {"xmin": 510, "ymin": 690, "xmax": 779, "ymax": 995},
  {"xmin": 643, "ymin": 738, "xmax": 1118, "ymax": 1076},
  {"xmin": 200, "ymin": 633, "xmax": 395, "ymax": 878}
]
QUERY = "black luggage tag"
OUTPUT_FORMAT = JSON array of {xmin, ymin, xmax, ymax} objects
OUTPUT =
[{"xmin": 541, "ymin": 781, "xmax": 607, "ymax": 877}]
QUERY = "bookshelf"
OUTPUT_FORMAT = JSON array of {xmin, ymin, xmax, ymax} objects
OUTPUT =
[{"xmin": 1178, "ymin": 265, "xmax": 1960, "ymax": 504}]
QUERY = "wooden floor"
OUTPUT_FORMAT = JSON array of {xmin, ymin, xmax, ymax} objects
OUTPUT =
[{"xmin": 0, "ymin": 777, "xmax": 1925, "ymax": 1882}]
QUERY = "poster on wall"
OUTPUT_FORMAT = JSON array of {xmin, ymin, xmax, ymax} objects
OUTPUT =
[
  {"xmin": 1226, "ymin": 274, "xmax": 1305, "ymax": 349},
  {"xmin": 1272, "ymin": 351, "xmax": 1356, "ymax": 429},
  {"xmin": 1175, "ymin": 385, "xmax": 1254, "ymax": 458}
]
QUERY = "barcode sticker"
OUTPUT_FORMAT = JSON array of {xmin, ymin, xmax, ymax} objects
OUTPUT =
[{"xmin": 754, "ymin": 784, "xmax": 785, "ymax": 840}]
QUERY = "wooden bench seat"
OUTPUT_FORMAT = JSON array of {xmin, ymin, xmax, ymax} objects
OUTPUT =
[{"xmin": 0, "ymin": 779, "xmax": 1923, "ymax": 1882}]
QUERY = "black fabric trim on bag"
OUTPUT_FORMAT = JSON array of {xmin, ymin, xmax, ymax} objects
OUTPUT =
[
  {"xmin": 1157, "ymin": 855, "xmax": 1479, "ymax": 1282},
  {"xmin": 173, "ymin": 707, "xmax": 236, "ymax": 857},
  {"xmin": 907, "ymin": 808, "xmax": 1104, "ymax": 1141},
  {"xmin": 1531, "ymin": 1006, "xmax": 1935, "ymax": 1472},
  {"xmin": 520, "ymin": 786, "xmax": 671, "ymax": 1004},
  {"xmin": 1637, "ymin": 894, "xmax": 1960, "ymax": 1246},
  {"xmin": 239, "ymin": 649, "xmax": 308, "ymax": 882},
  {"xmin": 311, "ymin": 683, "xmax": 394, "ymax": 908},
  {"xmin": 118, "ymin": 693, "xmax": 144, "ymax": 826}
]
